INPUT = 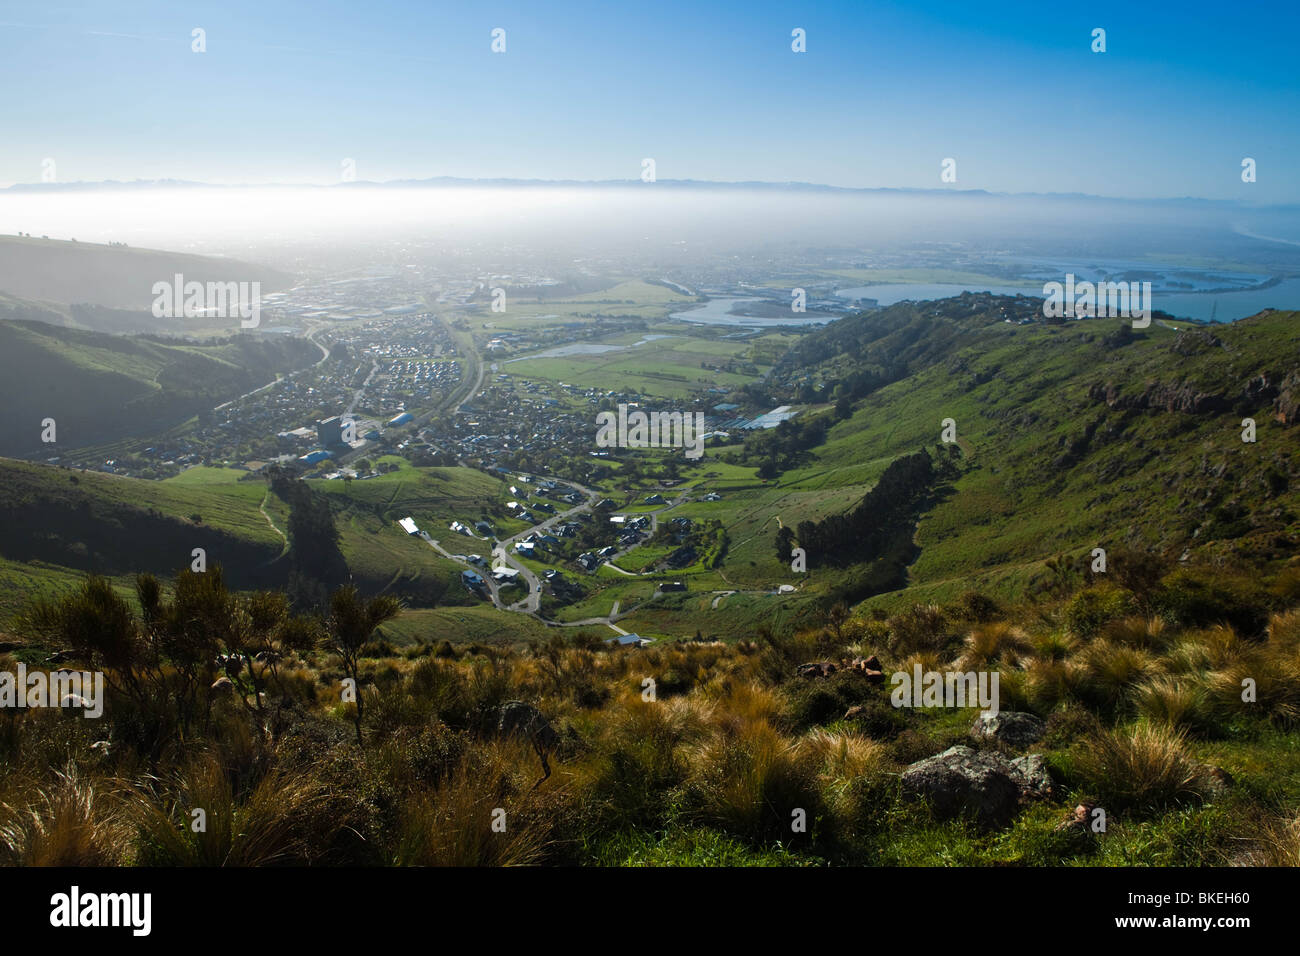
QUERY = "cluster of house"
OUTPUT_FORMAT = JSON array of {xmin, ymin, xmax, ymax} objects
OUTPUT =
[{"xmin": 369, "ymin": 359, "xmax": 461, "ymax": 409}]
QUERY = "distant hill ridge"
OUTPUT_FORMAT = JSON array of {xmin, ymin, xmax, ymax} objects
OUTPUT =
[{"xmin": 0, "ymin": 235, "xmax": 292, "ymax": 315}]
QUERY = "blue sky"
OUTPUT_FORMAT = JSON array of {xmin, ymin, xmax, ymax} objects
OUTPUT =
[{"xmin": 2, "ymin": 0, "xmax": 1298, "ymax": 200}]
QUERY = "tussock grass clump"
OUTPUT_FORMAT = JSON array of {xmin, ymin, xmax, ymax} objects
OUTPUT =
[
  {"xmin": 127, "ymin": 755, "xmax": 355, "ymax": 866},
  {"xmin": 1074, "ymin": 723, "xmax": 1202, "ymax": 812},
  {"xmin": 957, "ymin": 622, "xmax": 1032, "ymax": 669},
  {"xmin": 1187, "ymin": 625, "xmax": 1249, "ymax": 669},
  {"xmin": 0, "ymin": 765, "xmax": 132, "ymax": 866},
  {"xmin": 1102, "ymin": 615, "xmax": 1169, "ymax": 651},
  {"xmin": 1258, "ymin": 812, "xmax": 1300, "ymax": 866},
  {"xmin": 711, "ymin": 679, "xmax": 783, "ymax": 732},
  {"xmin": 1161, "ymin": 637, "xmax": 1214, "ymax": 676},
  {"xmin": 1025, "ymin": 658, "xmax": 1086, "ymax": 712},
  {"xmin": 1032, "ymin": 630, "xmax": 1077, "ymax": 663},
  {"xmin": 992, "ymin": 668, "xmax": 1031, "ymax": 713},
  {"xmin": 1132, "ymin": 676, "xmax": 1213, "ymax": 734},
  {"xmin": 798, "ymin": 727, "xmax": 888, "ymax": 782},
  {"xmin": 1206, "ymin": 657, "xmax": 1300, "ymax": 728},
  {"xmin": 1078, "ymin": 640, "xmax": 1154, "ymax": 711},
  {"xmin": 797, "ymin": 728, "xmax": 890, "ymax": 823},
  {"xmin": 1266, "ymin": 610, "xmax": 1300, "ymax": 653},
  {"xmin": 684, "ymin": 720, "xmax": 823, "ymax": 844},
  {"xmin": 390, "ymin": 741, "xmax": 559, "ymax": 866}
]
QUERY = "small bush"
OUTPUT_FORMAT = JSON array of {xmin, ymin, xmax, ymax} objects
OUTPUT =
[
  {"xmin": 888, "ymin": 604, "xmax": 952, "ymax": 656},
  {"xmin": 1153, "ymin": 568, "xmax": 1270, "ymax": 637},
  {"xmin": 1064, "ymin": 585, "xmax": 1133, "ymax": 639}
]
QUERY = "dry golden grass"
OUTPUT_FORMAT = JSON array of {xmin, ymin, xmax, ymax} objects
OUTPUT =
[
  {"xmin": 1025, "ymin": 657, "xmax": 1086, "ymax": 711},
  {"xmin": 684, "ymin": 719, "xmax": 820, "ymax": 841},
  {"xmin": 1267, "ymin": 610, "xmax": 1300, "ymax": 653},
  {"xmin": 957, "ymin": 622, "xmax": 1033, "ymax": 669},
  {"xmin": 1207, "ymin": 655, "xmax": 1300, "ymax": 727},
  {"xmin": 1258, "ymin": 812, "xmax": 1300, "ymax": 866},
  {"xmin": 1079, "ymin": 640, "xmax": 1155, "ymax": 709},
  {"xmin": 1075, "ymin": 722, "xmax": 1202, "ymax": 812},
  {"xmin": 390, "ymin": 739, "xmax": 557, "ymax": 866},
  {"xmin": 1186, "ymin": 625, "xmax": 1249, "ymax": 669},
  {"xmin": 1102, "ymin": 615, "xmax": 1169, "ymax": 651},
  {"xmin": 0, "ymin": 765, "xmax": 132, "ymax": 866},
  {"xmin": 124, "ymin": 754, "xmax": 345, "ymax": 866},
  {"xmin": 1132, "ymin": 675, "xmax": 1210, "ymax": 732}
]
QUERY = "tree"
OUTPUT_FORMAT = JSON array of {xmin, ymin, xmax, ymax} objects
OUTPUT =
[{"xmin": 325, "ymin": 585, "xmax": 401, "ymax": 745}]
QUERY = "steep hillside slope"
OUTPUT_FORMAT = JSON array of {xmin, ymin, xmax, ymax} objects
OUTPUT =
[
  {"xmin": 750, "ymin": 298, "xmax": 1300, "ymax": 608},
  {"xmin": 0, "ymin": 319, "xmax": 320, "ymax": 455}
]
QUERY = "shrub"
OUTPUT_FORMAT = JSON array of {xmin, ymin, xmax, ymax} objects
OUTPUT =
[
  {"xmin": 841, "ymin": 697, "xmax": 910, "ymax": 740},
  {"xmin": 954, "ymin": 591, "xmax": 1002, "ymax": 623},
  {"xmin": 1064, "ymin": 585, "xmax": 1133, "ymax": 639},
  {"xmin": 1152, "ymin": 568, "xmax": 1270, "ymax": 637},
  {"xmin": 888, "ymin": 604, "xmax": 952, "ymax": 656},
  {"xmin": 784, "ymin": 671, "xmax": 883, "ymax": 730}
]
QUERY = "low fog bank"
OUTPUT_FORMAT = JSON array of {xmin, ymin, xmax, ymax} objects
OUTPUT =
[{"xmin": 2, "ymin": 184, "xmax": 1296, "ymax": 267}]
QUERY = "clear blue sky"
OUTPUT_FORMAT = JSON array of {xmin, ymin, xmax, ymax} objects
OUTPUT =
[{"xmin": 2, "ymin": 0, "xmax": 1298, "ymax": 200}]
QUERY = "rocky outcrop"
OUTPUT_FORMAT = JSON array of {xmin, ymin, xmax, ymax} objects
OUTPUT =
[
  {"xmin": 901, "ymin": 745, "xmax": 1057, "ymax": 828},
  {"xmin": 1009, "ymin": 753, "xmax": 1057, "ymax": 801},
  {"xmin": 970, "ymin": 711, "xmax": 1046, "ymax": 749},
  {"xmin": 1274, "ymin": 369, "xmax": 1300, "ymax": 424},
  {"xmin": 1089, "ymin": 380, "xmax": 1229, "ymax": 415}
]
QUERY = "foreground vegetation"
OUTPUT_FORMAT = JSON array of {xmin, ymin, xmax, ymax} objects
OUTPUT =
[{"xmin": 3, "ymin": 556, "xmax": 1298, "ymax": 867}]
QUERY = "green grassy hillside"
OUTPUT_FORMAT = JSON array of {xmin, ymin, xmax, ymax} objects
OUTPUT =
[
  {"xmin": 732, "ymin": 299, "xmax": 1299, "ymax": 613},
  {"xmin": 0, "ymin": 318, "xmax": 320, "ymax": 456}
]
